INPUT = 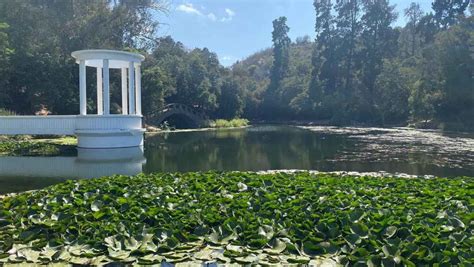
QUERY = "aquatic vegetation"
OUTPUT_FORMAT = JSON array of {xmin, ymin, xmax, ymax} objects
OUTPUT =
[
  {"xmin": 0, "ymin": 109, "xmax": 16, "ymax": 116},
  {"xmin": 300, "ymin": 126, "xmax": 474, "ymax": 170},
  {"xmin": 210, "ymin": 118, "xmax": 249, "ymax": 128},
  {"xmin": 0, "ymin": 172, "xmax": 472, "ymax": 265},
  {"xmin": 0, "ymin": 137, "xmax": 76, "ymax": 156}
]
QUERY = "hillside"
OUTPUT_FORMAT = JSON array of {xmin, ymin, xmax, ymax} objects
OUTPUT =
[{"xmin": 232, "ymin": 39, "xmax": 313, "ymax": 85}]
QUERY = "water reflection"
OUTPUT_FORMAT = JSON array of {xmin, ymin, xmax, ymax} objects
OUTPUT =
[
  {"xmin": 1, "ymin": 125, "xmax": 473, "ymax": 194},
  {"xmin": 144, "ymin": 126, "xmax": 474, "ymax": 177},
  {"xmin": 0, "ymin": 147, "xmax": 145, "ymax": 193}
]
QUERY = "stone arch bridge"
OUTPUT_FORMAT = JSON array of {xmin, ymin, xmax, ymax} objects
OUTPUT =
[{"xmin": 145, "ymin": 103, "xmax": 209, "ymax": 127}]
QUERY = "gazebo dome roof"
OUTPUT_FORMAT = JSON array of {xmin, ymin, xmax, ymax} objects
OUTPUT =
[{"xmin": 71, "ymin": 49, "xmax": 145, "ymax": 69}]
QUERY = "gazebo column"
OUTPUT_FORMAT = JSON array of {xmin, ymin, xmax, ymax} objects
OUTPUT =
[
  {"xmin": 121, "ymin": 68, "xmax": 128, "ymax": 115},
  {"xmin": 103, "ymin": 59, "xmax": 110, "ymax": 115},
  {"xmin": 96, "ymin": 67, "xmax": 103, "ymax": 115},
  {"xmin": 135, "ymin": 65, "xmax": 141, "ymax": 115},
  {"xmin": 128, "ymin": 62, "xmax": 135, "ymax": 115},
  {"xmin": 79, "ymin": 60, "xmax": 87, "ymax": 115}
]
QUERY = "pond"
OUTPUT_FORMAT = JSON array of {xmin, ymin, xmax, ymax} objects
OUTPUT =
[{"xmin": 1, "ymin": 125, "xmax": 473, "ymax": 193}]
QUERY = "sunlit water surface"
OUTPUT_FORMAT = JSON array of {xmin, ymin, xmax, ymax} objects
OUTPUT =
[{"xmin": 1, "ymin": 125, "xmax": 473, "ymax": 193}]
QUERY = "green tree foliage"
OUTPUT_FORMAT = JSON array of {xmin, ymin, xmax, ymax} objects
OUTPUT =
[
  {"xmin": 432, "ymin": 0, "xmax": 470, "ymax": 28},
  {"xmin": 434, "ymin": 16, "xmax": 474, "ymax": 129},
  {"xmin": 264, "ymin": 17, "xmax": 291, "ymax": 117},
  {"xmin": 141, "ymin": 37, "xmax": 244, "ymax": 120},
  {"xmin": 404, "ymin": 2, "xmax": 424, "ymax": 57},
  {"xmin": 0, "ymin": 0, "xmax": 472, "ymax": 130},
  {"xmin": 0, "ymin": 22, "xmax": 13, "ymax": 107},
  {"xmin": 374, "ymin": 59, "xmax": 410, "ymax": 124},
  {"xmin": 216, "ymin": 77, "xmax": 244, "ymax": 119},
  {"xmin": 359, "ymin": 0, "xmax": 398, "ymax": 110},
  {"xmin": 0, "ymin": 0, "xmax": 164, "ymax": 114},
  {"xmin": 231, "ymin": 0, "xmax": 472, "ymax": 130},
  {"xmin": 311, "ymin": 0, "xmax": 336, "ymax": 97}
]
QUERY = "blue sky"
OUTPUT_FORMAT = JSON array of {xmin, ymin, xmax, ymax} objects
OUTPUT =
[{"xmin": 156, "ymin": 0, "xmax": 433, "ymax": 66}]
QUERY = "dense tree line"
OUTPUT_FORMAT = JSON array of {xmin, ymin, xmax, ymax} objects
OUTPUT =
[
  {"xmin": 0, "ymin": 0, "xmax": 472, "ymax": 130},
  {"xmin": 233, "ymin": 0, "xmax": 473, "ymax": 130},
  {"xmin": 0, "ymin": 0, "xmax": 165, "ymax": 115}
]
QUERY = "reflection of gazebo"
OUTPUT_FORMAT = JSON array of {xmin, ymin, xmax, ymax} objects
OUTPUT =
[
  {"xmin": 71, "ymin": 50, "xmax": 144, "ymax": 116},
  {"xmin": 0, "ymin": 49, "xmax": 146, "ymax": 149}
]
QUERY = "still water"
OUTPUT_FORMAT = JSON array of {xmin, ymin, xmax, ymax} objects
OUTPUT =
[{"xmin": 1, "ymin": 125, "xmax": 473, "ymax": 193}]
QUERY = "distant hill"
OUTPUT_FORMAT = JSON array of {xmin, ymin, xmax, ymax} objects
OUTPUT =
[{"xmin": 232, "ymin": 39, "xmax": 314, "ymax": 85}]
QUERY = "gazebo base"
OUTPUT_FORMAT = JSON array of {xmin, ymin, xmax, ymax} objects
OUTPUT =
[
  {"xmin": 0, "ymin": 115, "xmax": 145, "ymax": 149},
  {"xmin": 76, "ymin": 129, "xmax": 145, "ymax": 149}
]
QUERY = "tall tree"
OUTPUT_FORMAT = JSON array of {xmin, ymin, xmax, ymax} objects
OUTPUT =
[
  {"xmin": 0, "ymin": 22, "xmax": 13, "ymax": 107},
  {"xmin": 404, "ymin": 2, "xmax": 424, "ymax": 56},
  {"xmin": 265, "ymin": 16, "xmax": 291, "ymax": 115},
  {"xmin": 432, "ymin": 0, "xmax": 470, "ymax": 28},
  {"xmin": 335, "ymin": 0, "xmax": 362, "ymax": 95},
  {"xmin": 360, "ymin": 0, "xmax": 398, "ymax": 112},
  {"xmin": 310, "ymin": 0, "xmax": 337, "ymax": 97},
  {"xmin": 434, "ymin": 16, "xmax": 474, "ymax": 127}
]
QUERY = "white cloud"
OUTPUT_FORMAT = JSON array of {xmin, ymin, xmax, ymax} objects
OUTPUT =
[
  {"xmin": 176, "ymin": 3, "xmax": 202, "ymax": 16},
  {"xmin": 225, "ymin": 8, "xmax": 235, "ymax": 17},
  {"xmin": 207, "ymin": 12, "xmax": 217, "ymax": 21},
  {"xmin": 177, "ymin": 3, "xmax": 236, "ymax": 23},
  {"xmin": 221, "ymin": 8, "xmax": 236, "ymax": 22}
]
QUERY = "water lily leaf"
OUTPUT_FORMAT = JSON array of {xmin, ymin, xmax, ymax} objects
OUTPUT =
[
  {"xmin": 309, "ymin": 258, "xmax": 338, "ymax": 267},
  {"xmin": 264, "ymin": 238, "xmax": 287, "ymax": 254},
  {"xmin": 193, "ymin": 247, "xmax": 215, "ymax": 260},
  {"xmin": 367, "ymin": 255, "xmax": 382, "ymax": 267},
  {"xmin": 8, "ymin": 254, "xmax": 24, "ymax": 263},
  {"xmin": 382, "ymin": 244, "xmax": 399, "ymax": 257},
  {"xmin": 448, "ymin": 217, "xmax": 465, "ymax": 228},
  {"xmin": 164, "ymin": 252, "xmax": 190, "ymax": 263},
  {"xmin": 303, "ymin": 241, "xmax": 324, "ymax": 256},
  {"xmin": 69, "ymin": 256, "xmax": 91, "ymax": 265},
  {"xmin": 237, "ymin": 182, "xmax": 248, "ymax": 192},
  {"xmin": 53, "ymin": 248, "xmax": 71, "ymax": 261},
  {"xmin": 68, "ymin": 244, "xmax": 94, "ymax": 257},
  {"xmin": 286, "ymin": 255, "xmax": 310, "ymax": 264},
  {"xmin": 206, "ymin": 228, "xmax": 237, "ymax": 245},
  {"xmin": 258, "ymin": 225, "xmax": 274, "ymax": 240},
  {"xmin": 349, "ymin": 209, "xmax": 365, "ymax": 222},
  {"xmin": 138, "ymin": 254, "xmax": 163, "ymax": 264},
  {"xmin": 90, "ymin": 200, "xmax": 103, "ymax": 212},
  {"xmin": 92, "ymin": 211, "xmax": 106, "ymax": 220},
  {"xmin": 344, "ymin": 234, "xmax": 361, "ymax": 249},
  {"xmin": 39, "ymin": 247, "xmax": 57, "ymax": 261},
  {"xmin": 235, "ymin": 254, "xmax": 258, "ymax": 264},
  {"xmin": 89, "ymin": 255, "xmax": 108, "ymax": 266},
  {"xmin": 350, "ymin": 223, "xmax": 369, "ymax": 238},
  {"xmin": 383, "ymin": 226, "xmax": 397, "ymax": 238},
  {"xmin": 104, "ymin": 235, "xmax": 122, "ymax": 251},
  {"xmin": 138, "ymin": 235, "xmax": 158, "ymax": 253},
  {"xmin": 18, "ymin": 230, "xmax": 38, "ymax": 242},
  {"xmin": 319, "ymin": 241, "xmax": 339, "ymax": 255},
  {"xmin": 225, "ymin": 244, "xmax": 244, "ymax": 253},
  {"xmin": 124, "ymin": 236, "xmax": 140, "ymax": 251},
  {"xmin": 18, "ymin": 248, "xmax": 40, "ymax": 263},
  {"xmin": 107, "ymin": 248, "xmax": 130, "ymax": 260}
]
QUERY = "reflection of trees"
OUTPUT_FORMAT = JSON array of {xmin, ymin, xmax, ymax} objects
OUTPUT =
[
  {"xmin": 143, "ymin": 127, "xmax": 350, "ymax": 172},
  {"xmin": 142, "ymin": 126, "xmax": 473, "ymax": 176}
]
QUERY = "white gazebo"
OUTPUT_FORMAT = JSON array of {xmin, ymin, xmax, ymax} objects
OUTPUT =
[
  {"xmin": 71, "ymin": 49, "xmax": 144, "ymax": 116},
  {"xmin": 0, "ymin": 49, "xmax": 146, "ymax": 148}
]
